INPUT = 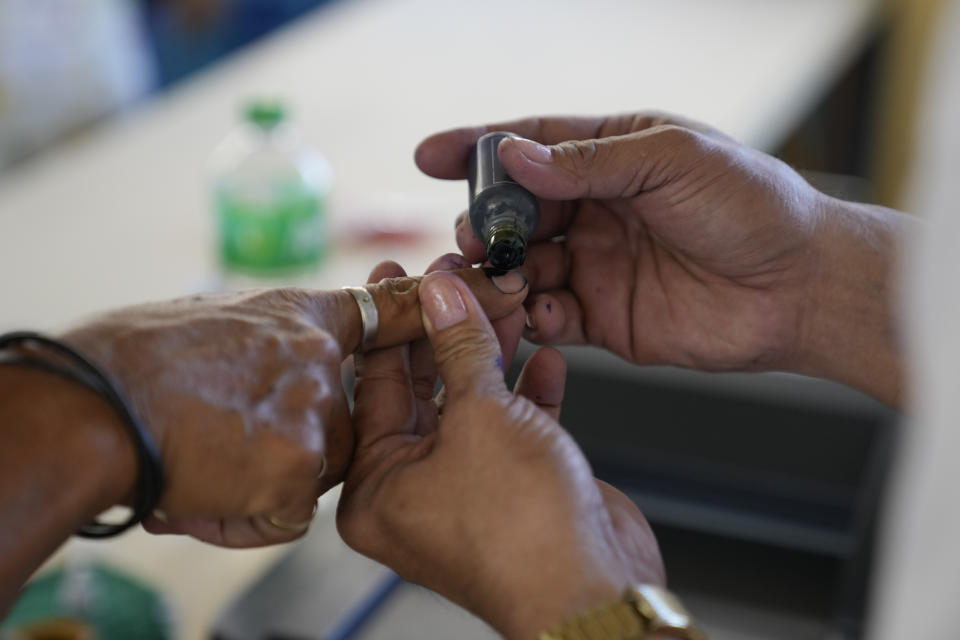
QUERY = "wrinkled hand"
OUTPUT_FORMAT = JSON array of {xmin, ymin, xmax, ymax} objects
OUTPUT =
[
  {"xmin": 62, "ymin": 268, "xmax": 527, "ymax": 547},
  {"xmin": 337, "ymin": 264, "xmax": 663, "ymax": 640},
  {"xmin": 416, "ymin": 113, "xmax": 829, "ymax": 373}
]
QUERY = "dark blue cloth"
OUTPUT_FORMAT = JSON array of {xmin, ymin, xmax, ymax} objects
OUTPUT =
[{"xmin": 143, "ymin": 0, "xmax": 335, "ymax": 88}]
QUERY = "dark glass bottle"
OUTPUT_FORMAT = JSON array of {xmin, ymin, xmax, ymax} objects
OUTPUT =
[{"xmin": 467, "ymin": 132, "xmax": 540, "ymax": 272}]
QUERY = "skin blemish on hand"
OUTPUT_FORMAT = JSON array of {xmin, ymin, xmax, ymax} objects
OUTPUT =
[{"xmin": 546, "ymin": 302, "xmax": 552, "ymax": 313}]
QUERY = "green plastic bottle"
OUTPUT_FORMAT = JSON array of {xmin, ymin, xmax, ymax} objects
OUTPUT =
[{"xmin": 211, "ymin": 100, "xmax": 332, "ymax": 278}]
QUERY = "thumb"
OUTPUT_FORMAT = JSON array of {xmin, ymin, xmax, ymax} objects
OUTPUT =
[
  {"xmin": 418, "ymin": 271, "xmax": 507, "ymax": 400},
  {"xmin": 497, "ymin": 125, "xmax": 706, "ymax": 201}
]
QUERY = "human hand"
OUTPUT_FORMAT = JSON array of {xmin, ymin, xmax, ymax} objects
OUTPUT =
[
  {"xmin": 61, "ymin": 268, "xmax": 527, "ymax": 547},
  {"xmin": 416, "ymin": 113, "xmax": 906, "ymax": 404},
  {"xmin": 337, "ymin": 264, "xmax": 663, "ymax": 640}
]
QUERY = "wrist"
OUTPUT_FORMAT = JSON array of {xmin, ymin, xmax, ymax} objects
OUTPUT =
[
  {"xmin": 796, "ymin": 196, "xmax": 909, "ymax": 407},
  {"xmin": 494, "ymin": 582, "xmax": 699, "ymax": 640},
  {"xmin": 502, "ymin": 583, "xmax": 623, "ymax": 640},
  {"xmin": 0, "ymin": 364, "xmax": 137, "ymax": 610},
  {"xmin": 477, "ymin": 570, "xmax": 624, "ymax": 640},
  {"xmin": 1, "ymin": 364, "xmax": 137, "ymax": 514}
]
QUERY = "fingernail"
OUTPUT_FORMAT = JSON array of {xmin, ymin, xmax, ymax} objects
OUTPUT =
[
  {"xmin": 153, "ymin": 509, "xmax": 169, "ymax": 523},
  {"xmin": 485, "ymin": 269, "xmax": 527, "ymax": 294},
  {"xmin": 513, "ymin": 137, "xmax": 553, "ymax": 164},
  {"xmin": 525, "ymin": 311, "xmax": 536, "ymax": 330},
  {"xmin": 421, "ymin": 275, "xmax": 468, "ymax": 330}
]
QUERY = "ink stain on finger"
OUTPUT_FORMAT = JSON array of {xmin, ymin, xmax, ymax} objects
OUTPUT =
[
  {"xmin": 496, "ymin": 355, "xmax": 504, "ymax": 370},
  {"xmin": 435, "ymin": 254, "xmax": 468, "ymax": 271},
  {"xmin": 546, "ymin": 302, "xmax": 552, "ymax": 313}
]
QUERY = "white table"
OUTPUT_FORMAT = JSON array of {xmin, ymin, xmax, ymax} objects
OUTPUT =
[{"xmin": 0, "ymin": 1, "xmax": 884, "ymax": 638}]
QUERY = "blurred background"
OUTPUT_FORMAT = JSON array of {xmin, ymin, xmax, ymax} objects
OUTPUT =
[
  {"xmin": 0, "ymin": 0, "xmax": 953, "ymax": 639},
  {"xmin": 0, "ymin": 0, "xmax": 323, "ymax": 168}
]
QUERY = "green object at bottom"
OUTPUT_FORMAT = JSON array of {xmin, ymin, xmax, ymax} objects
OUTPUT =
[
  {"xmin": 1, "ymin": 563, "xmax": 172, "ymax": 640},
  {"xmin": 217, "ymin": 187, "xmax": 327, "ymax": 273}
]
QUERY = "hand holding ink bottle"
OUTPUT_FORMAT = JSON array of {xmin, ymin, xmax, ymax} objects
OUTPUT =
[{"xmin": 468, "ymin": 132, "xmax": 540, "ymax": 272}]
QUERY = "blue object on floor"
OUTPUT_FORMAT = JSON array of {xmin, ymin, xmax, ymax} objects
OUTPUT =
[{"xmin": 320, "ymin": 571, "xmax": 404, "ymax": 640}]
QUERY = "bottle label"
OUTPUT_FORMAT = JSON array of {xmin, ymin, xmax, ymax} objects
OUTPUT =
[{"xmin": 216, "ymin": 186, "xmax": 327, "ymax": 272}]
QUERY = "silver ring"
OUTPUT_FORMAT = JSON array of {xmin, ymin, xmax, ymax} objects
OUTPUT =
[{"xmin": 341, "ymin": 286, "xmax": 379, "ymax": 353}]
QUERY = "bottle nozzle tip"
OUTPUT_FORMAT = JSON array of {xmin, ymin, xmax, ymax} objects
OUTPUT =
[{"xmin": 487, "ymin": 235, "xmax": 526, "ymax": 271}]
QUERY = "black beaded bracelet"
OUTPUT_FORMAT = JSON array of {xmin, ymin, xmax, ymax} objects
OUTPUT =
[{"xmin": 0, "ymin": 331, "xmax": 164, "ymax": 538}]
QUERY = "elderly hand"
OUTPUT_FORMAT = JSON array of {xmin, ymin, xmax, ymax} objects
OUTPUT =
[
  {"xmin": 416, "ymin": 113, "xmax": 907, "ymax": 405},
  {"xmin": 61, "ymin": 269, "xmax": 527, "ymax": 547},
  {"xmin": 337, "ymin": 264, "xmax": 663, "ymax": 640}
]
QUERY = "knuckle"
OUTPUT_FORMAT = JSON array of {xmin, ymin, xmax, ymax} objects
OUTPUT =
[
  {"xmin": 372, "ymin": 276, "xmax": 419, "ymax": 320},
  {"xmin": 312, "ymin": 331, "xmax": 342, "ymax": 362},
  {"xmin": 244, "ymin": 287, "xmax": 300, "ymax": 313},
  {"xmin": 255, "ymin": 467, "xmax": 320, "ymax": 514},
  {"xmin": 654, "ymin": 124, "xmax": 704, "ymax": 151},
  {"xmin": 434, "ymin": 327, "xmax": 497, "ymax": 366},
  {"xmin": 253, "ymin": 483, "xmax": 290, "ymax": 514},
  {"xmin": 291, "ymin": 445, "xmax": 325, "ymax": 476},
  {"xmin": 268, "ymin": 434, "xmax": 326, "ymax": 482},
  {"xmin": 270, "ymin": 287, "xmax": 312, "ymax": 308},
  {"xmin": 554, "ymin": 139, "xmax": 600, "ymax": 170},
  {"xmin": 258, "ymin": 331, "xmax": 284, "ymax": 353},
  {"xmin": 552, "ymin": 139, "xmax": 612, "ymax": 198},
  {"xmin": 378, "ymin": 275, "xmax": 419, "ymax": 296},
  {"xmin": 284, "ymin": 327, "xmax": 342, "ymax": 364},
  {"xmin": 631, "ymin": 110, "xmax": 674, "ymax": 132}
]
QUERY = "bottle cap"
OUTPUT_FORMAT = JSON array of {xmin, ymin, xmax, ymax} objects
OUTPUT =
[{"xmin": 245, "ymin": 100, "xmax": 287, "ymax": 129}]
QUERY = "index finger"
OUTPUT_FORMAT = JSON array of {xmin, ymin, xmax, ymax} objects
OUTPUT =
[
  {"xmin": 308, "ymin": 267, "xmax": 529, "ymax": 361},
  {"xmin": 414, "ymin": 115, "xmax": 609, "ymax": 180},
  {"xmin": 414, "ymin": 112, "xmax": 735, "ymax": 180},
  {"xmin": 352, "ymin": 261, "xmax": 417, "ymax": 449}
]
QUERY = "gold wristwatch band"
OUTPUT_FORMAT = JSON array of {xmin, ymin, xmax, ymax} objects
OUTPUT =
[{"xmin": 536, "ymin": 585, "xmax": 707, "ymax": 640}]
